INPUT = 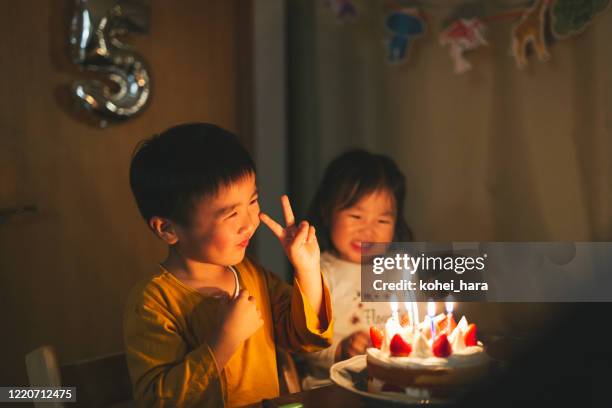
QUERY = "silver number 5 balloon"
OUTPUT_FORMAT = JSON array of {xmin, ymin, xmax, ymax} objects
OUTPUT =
[{"xmin": 69, "ymin": 0, "xmax": 151, "ymax": 125}]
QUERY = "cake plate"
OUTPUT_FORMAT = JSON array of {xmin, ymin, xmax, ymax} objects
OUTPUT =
[{"xmin": 330, "ymin": 355, "xmax": 451, "ymax": 406}]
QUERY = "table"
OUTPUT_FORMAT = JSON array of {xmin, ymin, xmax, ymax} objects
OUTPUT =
[
  {"xmin": 246, "ymin": 335, "xmax": 531, "ymax": 408},
  {"xmin": 247, "ymin": 384, "xmax": 404, "ymax": 408}
]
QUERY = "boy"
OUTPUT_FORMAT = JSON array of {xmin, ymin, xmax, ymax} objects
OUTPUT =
[{"xmin": 124, "ymin": 123, "xmax": 333, "ymax": 407}]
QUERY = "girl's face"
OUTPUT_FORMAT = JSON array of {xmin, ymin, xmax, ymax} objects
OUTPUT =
[{"xmin": 330, "ymin": 189, "xmax": 396, "ymax": 264}]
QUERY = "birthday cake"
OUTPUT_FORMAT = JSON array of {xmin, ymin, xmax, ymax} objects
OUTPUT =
[{"xmin": 366, "ymin": 303, "xmax": 490, "ymax": 400}]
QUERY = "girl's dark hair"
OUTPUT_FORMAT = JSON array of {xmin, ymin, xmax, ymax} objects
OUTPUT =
[{"xmin": 307, "ymin": 149, "xmax": 413, "ymax": 252}]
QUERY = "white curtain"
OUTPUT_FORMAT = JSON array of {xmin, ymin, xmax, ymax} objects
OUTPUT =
[
  {"xmin": 290, "ymin": 0, "xmax": 611, "ymax": 242},
  {"xmin": 288, "ymin": 0, "xmax": 612, "ymax": 335}
]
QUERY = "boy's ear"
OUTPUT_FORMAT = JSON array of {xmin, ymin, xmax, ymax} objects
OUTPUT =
[{"xmin": 149, "ymin": 216, "xmax": 179, "ymax": 245}]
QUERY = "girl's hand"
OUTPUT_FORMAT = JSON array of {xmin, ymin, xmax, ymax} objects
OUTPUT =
[
  {"xmin": 259, "ymin": 195, "xmax": 320, "ymax": 275},
  {"xmin": 336, "ymin": 330, "xmax": 370, "ymax": 362}
]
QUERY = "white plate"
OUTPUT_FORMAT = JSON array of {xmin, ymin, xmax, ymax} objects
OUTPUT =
[{"xmin": 330, "ymin": 355, "xmax": 450, "ymax": 406}]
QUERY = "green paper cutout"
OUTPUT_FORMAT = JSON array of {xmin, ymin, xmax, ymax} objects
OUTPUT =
[{"xmin": 552, "ymin": 0, "xmax": 611, "ymax": 38}]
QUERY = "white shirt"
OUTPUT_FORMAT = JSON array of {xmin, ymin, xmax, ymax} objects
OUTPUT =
[{"xmin": 301, "ymin": 251, "xmax": 392, "ymax": 389}]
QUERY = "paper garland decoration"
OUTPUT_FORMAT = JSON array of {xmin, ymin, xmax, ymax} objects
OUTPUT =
[
  {"xmin": 326, "ymin": 0, "xmax": 357, "ymax": 22},
  {"xmin": 385, "ymin": 9, "xmax": 426, "ymax": 65},
  {"xmin": 551, "ymin": 0, "xmax": 611, "ymax": 38},
  {"xmin": 511, "ymin": 0, "xmax": 551, "ymax": 69},
  {"xmin": 328, "ymin": 0, "xmax": 612, "ymax": 70},
  {"xmin": 439, "ymin": 18, "xmax": 488, "ymax": 74}
]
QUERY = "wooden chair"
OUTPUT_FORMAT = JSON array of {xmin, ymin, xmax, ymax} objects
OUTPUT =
[
  {"xmin": 27, "ymin": 345, "xmax": 302, "ymax": 405},
  {"xmin": 25, "ymin": 345, "xmax": 134, "ymax": 408}
]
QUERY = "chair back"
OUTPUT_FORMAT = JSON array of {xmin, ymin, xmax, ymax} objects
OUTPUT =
[{"xmin": 26, "ymin": 346, "xmax": 134, "ymax": 408}]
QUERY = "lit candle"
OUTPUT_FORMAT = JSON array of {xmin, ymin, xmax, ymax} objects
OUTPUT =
[
  {"xmin": 391, "ymin": 300, "xmax": 399, "ymax": 321},
  {"xmin": 404, "ymin": 302, "xmax": 414, "ymax": 332},
  {"xmin": 445, "ymin": 300, "xmax": 454, "ymax": 334},
  {"xmin": 412, "ymin": 302, "xmax": 419, "ymax": 334},
  {"xmin": 384, "ymin": 301, "xmax": 401, "ymax": 349},
  {"xmin": 427, "ymin": 301, "xmax": 436, "ymax": 340}
]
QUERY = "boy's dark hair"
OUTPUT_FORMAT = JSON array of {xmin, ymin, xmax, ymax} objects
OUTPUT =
[
  {"xmin": 129, "ymin": 122, "xmax": 255, "ymax": 225},
  {"xmin": 307, "ymin": 149, "xmax": 412, "ymax": 252}
]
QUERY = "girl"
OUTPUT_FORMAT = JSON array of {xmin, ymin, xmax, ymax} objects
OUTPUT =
[{"xmin": 302, "ymin": 149, "xmax": 413, "ymax": 389}]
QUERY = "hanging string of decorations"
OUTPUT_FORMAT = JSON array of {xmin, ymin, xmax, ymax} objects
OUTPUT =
[{"xmin": 325, "ymin": 0, "xmax": 611, "ymax": 73}]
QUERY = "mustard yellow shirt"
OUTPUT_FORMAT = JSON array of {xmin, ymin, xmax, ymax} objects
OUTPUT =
[{"xmin": 123, "ymin": 257, "xmax": 333, "ymax": 407}]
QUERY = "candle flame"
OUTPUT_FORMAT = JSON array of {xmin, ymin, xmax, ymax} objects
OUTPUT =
[
  {"xmin": 427, "ymin": 301, "xmax": 436, "ymax": 317},
  {"xmin": 390, "ymin": 301, "xmax": 399, "ymax": 314},
  {"xmin": 445, "ymin": 301, "xmax": 454, "ymax": 313},
  {"xmin": 404, "ymin": 302, "xmax": 414, "ymax": 328}
]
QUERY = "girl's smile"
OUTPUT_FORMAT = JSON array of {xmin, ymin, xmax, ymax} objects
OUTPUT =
[{"xmin": 330, "ymin": 189, "xmax": 396, "ymax": 264}]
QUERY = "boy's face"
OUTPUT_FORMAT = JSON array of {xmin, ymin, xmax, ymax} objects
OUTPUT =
[
  {"xmin": 173, "ymin": 173, "xmax": 260, "ymax": 266},
  {"xmin": 330, "ymin": 189, "xmax": 396, "ymax": 264}
]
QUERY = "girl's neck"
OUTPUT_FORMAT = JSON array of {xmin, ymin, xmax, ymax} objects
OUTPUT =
[{"xmin": 327, "ymin": 249, "xmax": 360, "ymax": 267}]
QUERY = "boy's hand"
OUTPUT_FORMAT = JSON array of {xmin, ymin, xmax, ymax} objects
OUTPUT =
[
  {"xmin": 259, "ymin": 195, "xmax": 320, "ymax": 275},
  {"xmin": 260, "ymin": 195, "xmax": 327, "ymax": 328},
  {"xmin": 223, "ymin": 289, "xmax": 263, "ymax": 344},
  {"xmin": 211, "ymin": 289, "xmax": 263, "ymax": 369},
  {"xmin": 336, "ymin": 330, "xmax": 370, "ymax": 362}
]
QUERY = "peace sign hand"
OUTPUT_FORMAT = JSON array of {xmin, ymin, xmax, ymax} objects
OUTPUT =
[{"xmin": 259, "ymin": 195, "xmax": 320, "ymax": 275}]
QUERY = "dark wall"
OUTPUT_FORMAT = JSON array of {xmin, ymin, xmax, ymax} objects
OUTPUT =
[{"xmin": 0, "ymin": 0, "xmax": 252, "ymax": 386}]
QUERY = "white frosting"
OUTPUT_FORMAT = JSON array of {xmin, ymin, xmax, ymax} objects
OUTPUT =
[
  {"xmin": 383, "ymin": 316, "xmax": 404, "ymax": 353},
  {"xmin": 367, "ymin": 342, "xmax": 487, "ymax": 370},
  {"xmin": 410, "ymin": 333, "xmax": 431, "ymax": 358},
  {"xmin": 453, "ymin": 316, "xmax": 468, "ymax": 337},
  {"xmin": 451, "ymin": 328, "xmax": 466, "ymax": 352},
  {"xmin": 448, "ymin": 316, "xmax": 468, "ymax": 351},
  {"xmin": 370, "ymin": 313, "xmax": 488, "ymax": 370},
  {"xmin": 417, "ymin": 313, "xmax": 446, "ymax": 332}
]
